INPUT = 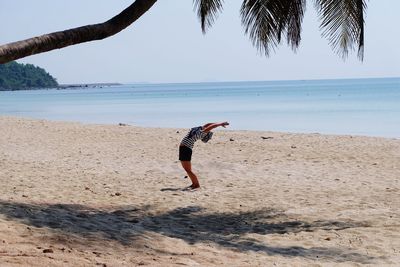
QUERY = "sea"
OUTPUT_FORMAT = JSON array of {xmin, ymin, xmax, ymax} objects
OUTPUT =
[{"xmin": 0, "ymin": 77, "xmax": 399, "ymax": 138}]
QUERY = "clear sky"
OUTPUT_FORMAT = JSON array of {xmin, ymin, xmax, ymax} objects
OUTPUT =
[{"xmin": 1, "ymin": 1, "xmax": 399, "ymax": 84}]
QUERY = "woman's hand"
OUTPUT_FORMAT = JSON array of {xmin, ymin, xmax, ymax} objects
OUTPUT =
[{"xmin": 220, "ymin": 122, "xmax": 229, "ymax": 128}]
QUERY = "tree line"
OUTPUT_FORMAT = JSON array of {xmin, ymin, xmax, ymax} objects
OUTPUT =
[{"xmin": 0, "ymin": 61, "xmax": 58, "ymax": 90}]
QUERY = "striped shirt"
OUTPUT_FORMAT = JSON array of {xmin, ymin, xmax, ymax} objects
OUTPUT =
[{"xmin": 180, "ymin": 126, "xmax": 208, "ymax": 149}]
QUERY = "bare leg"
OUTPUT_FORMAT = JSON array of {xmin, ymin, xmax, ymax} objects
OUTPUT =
[{"xmin": 180, "ymin": 161, "xmax": 200, "ymax": 188}]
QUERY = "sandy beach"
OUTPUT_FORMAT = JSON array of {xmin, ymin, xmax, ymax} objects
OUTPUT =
[{"xmin": 0, "ymin": 116, "xmax": 399, "ymax": 266}]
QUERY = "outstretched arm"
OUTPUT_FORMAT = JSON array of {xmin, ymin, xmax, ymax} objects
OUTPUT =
[{"xmin": 202, "ymin": 122, "xmax": 229, "ymax": 132}]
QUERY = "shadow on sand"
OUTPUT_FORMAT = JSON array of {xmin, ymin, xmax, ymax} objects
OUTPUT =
[{"xmin": 0, "ymin": 200, "xmax": 376, "ymax": 263}]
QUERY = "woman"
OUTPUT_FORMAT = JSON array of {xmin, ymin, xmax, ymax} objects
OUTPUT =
[{"xmin": 179, "ymin": 122, "xmax": 229, "ymax": 189}]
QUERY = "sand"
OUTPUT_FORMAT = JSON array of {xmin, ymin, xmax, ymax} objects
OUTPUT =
[{"xmin": 0, "ymin": 116, "xmax": 399, "ymax": 266}]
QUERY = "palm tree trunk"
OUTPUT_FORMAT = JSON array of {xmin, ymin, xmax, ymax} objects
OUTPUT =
[{"xmin": 0, "ymin": 0, "xmax": 157, "ymax": 64}]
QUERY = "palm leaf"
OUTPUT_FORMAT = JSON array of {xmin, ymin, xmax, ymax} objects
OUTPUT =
[
  {"xmin": 240, "ymin": 0, "xmax": 306, "ymax": 56},
  {"xmin": 285, "ymin": 0, "xmax": 306, "ymax": 50},
  {"xmin": 193, "ymin": 0, "xmax": 224, "ymax": 33},
  {"xmin": 314, "ymin": 0, "xmax": 366, "ymax": 60}
]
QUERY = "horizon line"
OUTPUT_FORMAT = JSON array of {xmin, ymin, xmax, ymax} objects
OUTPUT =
[{"xmin": 66, "ymin": 76, "xmax": 400, "ymax": 86}]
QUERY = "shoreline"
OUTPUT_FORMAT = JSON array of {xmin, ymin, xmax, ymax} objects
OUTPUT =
[
  {"xmin": 0, "ymin": 116, "xmax": 399, "ymax": 266},
  {"xmin": 1, "ymin": 115, "xmax": 399, "ymax": 140},
  {"xmin": 0, "ymin": 83, "xmax": 122, "ymax": 92}
]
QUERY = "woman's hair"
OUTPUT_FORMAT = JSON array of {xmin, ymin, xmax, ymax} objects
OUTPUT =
[{"xmin": 201, "ymin": 132, "xmax": 213, "ymax": 143}]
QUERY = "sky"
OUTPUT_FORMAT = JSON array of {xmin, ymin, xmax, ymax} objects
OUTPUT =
[{"xmin": 1, "ymin": 1, "xmax": 399, "ymax": 84}]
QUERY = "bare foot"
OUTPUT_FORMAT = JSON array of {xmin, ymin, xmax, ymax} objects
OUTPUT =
[
  {"xmin": 190, "ymin": 184, "xmax": 200, "ymax": 189},
  {"xmin": 182, "ymin": 184, "xmax": 200, "ymax": 191}
]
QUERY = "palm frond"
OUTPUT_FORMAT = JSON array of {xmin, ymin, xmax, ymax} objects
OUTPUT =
[
  {"xmin": 240, "ymin": 0, "xmax": 306, "ymax": 56},
  {"xmin": 193, "ymin": 0, "xmax": 224, "ymax": 33},
  {"xmin": 285, "ymin": 0, "xmax": 306, "ymax": 50},
  {"xmin": 314, "ymin": 0, "xmax": 366, "ymax": 60}
]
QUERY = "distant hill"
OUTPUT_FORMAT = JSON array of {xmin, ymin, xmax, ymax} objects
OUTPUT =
[{"xmin": 0, "ymin": 61, "xmax": 58, "ymax": 90}]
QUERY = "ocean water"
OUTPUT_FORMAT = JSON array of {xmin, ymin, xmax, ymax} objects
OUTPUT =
[{"xmin": 0, "ymin": 78, "xmax": 399, "ymax": 138}]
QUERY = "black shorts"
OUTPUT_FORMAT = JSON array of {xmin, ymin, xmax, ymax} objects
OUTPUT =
[{"xmin": 179, "ymin": 146, "xmax": 192, "ymax": 161}]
